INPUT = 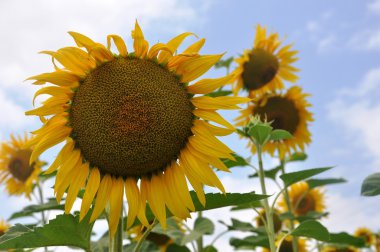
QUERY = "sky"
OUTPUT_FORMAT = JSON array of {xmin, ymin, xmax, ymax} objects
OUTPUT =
[{"xmin": 0, "ymin": 0, "xmax": 380, "ymax": 251}]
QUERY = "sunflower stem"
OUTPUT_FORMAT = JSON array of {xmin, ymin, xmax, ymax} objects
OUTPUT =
[
  {"xmin": 110, "ymin": 211, "xmax": 123, "ymax": 252},
  {"xmin": 197, "ymin": 211, "xmax": 204, "ymax": 252},
  {"xmin": 257, "ymin": 145, "xmax": 276, "ymax": 252},
  {"xmin": 36, "ymin": 181, "xmax": 48, "ymax": 252},
  {"xmin": 133, "ymin": 219, "xmax": 158, "ymax": 252},
  {"xmin": 279, "ymin": 159, "xmax": 299, "ymax": 252}
]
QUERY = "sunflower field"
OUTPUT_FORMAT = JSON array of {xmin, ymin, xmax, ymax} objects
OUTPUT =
[{"xmin": 0, "ymin": 1, "xmax": 379, "ymax": 252}]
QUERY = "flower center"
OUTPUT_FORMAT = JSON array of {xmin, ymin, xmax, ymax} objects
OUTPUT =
[
  {"xmin": 8, "ymin": 149, "xmax": 34, "ymax": 182},
  {"xmin": 242, "ymin": 48, "xmax": 279, "ymax": 90},
  {"xmin": 70, "ymin": 58, "xmax": 194, "ymax": 177},
  {"xmin": 254, "ymin": 96, "xmax": 300, "ymax": 134},
  {"xmin": 294, "ymin": 194, "xmax": 315, "ymax": 216},
  {"xmin": 279, "ymin": 240, "xmax": 295, "ymax": 252}
]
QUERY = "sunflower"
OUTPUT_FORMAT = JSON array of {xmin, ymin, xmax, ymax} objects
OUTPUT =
[
  {"xmin": 232, "ymin": 24, "xmax": 298, "ymax": 97},
  {"xmin": 0, "ymin": 133, "xmax": 42, "ymax": 198},
  {"xmin": 278, "ymin": 182, "xmax": 325, "ymax": 216},
  {"xmin": 236, "ymin": 86, "xmax": 312, "ymax": 159},
  {"xmin": 255, "ymin": 208, "xmax": 283, "ymax": 233},
  {"xmin": 321, "ymin": 246, "xmax": 359, "ymax": 252},
  {"xmin": 25, "ymin": 21, "xmax": 249, "ymax": 237},
  {"xmin": 0, "ymin": 219, "xmax": 9, "ymax": 237},
  {"xmin": 263, "ymin": 236, "xmax": 307, "ymax": 252},
  {"xmin": 354, "ymin": 227, "xmax": 375, "ymax": 246}
]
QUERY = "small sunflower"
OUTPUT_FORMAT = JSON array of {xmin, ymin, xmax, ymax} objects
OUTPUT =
[
  {"xmin": 232, "ymin": 24, "xmax": 299, "ymax": 97},
  {"xmin": 354, "ymin": 227, "xmax": 375, "ymax": 246},
  {"xmin": 26, "ymin": 21, "xmax": 249, "ymax": 237},
  {"xmin": 263, "ymin": 236, "xmax": 307, "ymax": 252},
  {"xmin": 0, "ymin": 133, "xmax": 42, "ymax": 198},
  {"xmin": 236, "ymin": 86, "xmax": 313, "ymax": 159},
  {"xmin": 278, "ymin": 182, "xmax": 325, "ymax": 216},
  {"xmin": 321, "ymin": 246, "xmax": 359, "ymax": 252},
  {"xmin": 0, "ymin": 219, "xmax": 9, "ymax": 236},
  {"xmin": 255, "ymin": 208, "xmax": 283, "ymax": 233}
]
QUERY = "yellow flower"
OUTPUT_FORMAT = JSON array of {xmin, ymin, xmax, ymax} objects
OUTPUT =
[
  {"xmin": 278, "ymin": 182, "xmax": 325, "ymax": 216},
  {"xmin": 0, "ymin": 133, "xmax": 42, "ymax": 198},
  {"xmin": 236, "ymin": 86, "xmax": 313, "ymax": 159},
  {"xmin": 354, "ymin": 227, "xmax": 375, "ymax": 246},
  {"xmin": 232, "ymin": 24, "xmax": 299, "ymax": 97},
  {"xmin": 255, "ymin": 208, "xmax": 283, "ymax": 233},
  {"xmin": 321, "ymin": 246, "xmax": 359, "ymax": 252},
  {"xmin": 263, "ymin": 236, "xmax": 307, "ymax": 252},
  {"xmin": 0, "ymin": 219, "xmax": 9, "ymax": 236},
  {"xmin": 26, "ymin": 21, "xmax": 249, "ymax": 237}
]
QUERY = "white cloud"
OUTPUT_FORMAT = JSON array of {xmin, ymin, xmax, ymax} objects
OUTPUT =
[
  {"xmin": 368, "ymin": 0, "xmax": 380, "ymax": 15},
  {"xmin": 328, "ymin": 67, "xmax": 380, "ymax": 167},
  {"xmin": 348, "ymin": 29, "xmax": 380, "ymax": 52}
]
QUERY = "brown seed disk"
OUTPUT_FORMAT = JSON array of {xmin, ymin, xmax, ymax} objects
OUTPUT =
[
  {"xmin": 242, "ymin": 48, "xmax": 279, "ymax": 90},
  {"xmin": 70, "ymin": 58, "xmax": 194, "ymax": 177},
  {"xmin": 254, "ymin": 96, "xmax": 300, "ymax": 134},
  {"xmin": 8, "ymin": 149, "xmax": 34, "ymax": 182}
]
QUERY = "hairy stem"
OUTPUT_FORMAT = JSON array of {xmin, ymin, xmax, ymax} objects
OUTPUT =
[
  {"xmin": 133, "ymin": 219, "xmax": 158, "ymax": 252},
  {"xmin": 110, "ymin": 211, "xmax": 123, "ymax": 252}
]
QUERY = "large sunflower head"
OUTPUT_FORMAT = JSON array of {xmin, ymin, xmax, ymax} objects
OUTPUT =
[
  {"xmin": 255, "ymin": 208, "xmax": 283, "ymax": 233},
  {"xmin": 232, "ymin": 24, "xmax": 299, "ymax": 97},
  {"xmin": 0, "ymin": 219, "xmax": 9, "ymax": 236},
  {"xmin": 26, "ymin": 21, "xmax": 249, "ymax": 237},
  {"xmin": 263, "ymin": 236, "xmax": 307, "ymax": 252},
  {"xmin": 236, "ymin": 86, "xmax": 313, "ymax": 159},
  {"xmin": 354, "ymin": 227, "xmax": 375, "ymax": 246},
  {"xmin": 0, "ymin": 133, "xmax": 42, "ymax": 198},
  {"xmin": 278, "ymin": 182, "xmax": 325, "ymax": 216}
]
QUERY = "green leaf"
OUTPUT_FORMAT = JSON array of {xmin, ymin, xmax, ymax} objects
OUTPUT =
[
  {"xmin": 248, "ymin": 124, "xmax": 272, "ymax": 145},
  {"xmin": 291, "ymin": 220, "xmax": 329, "ymax": 241},
  {"xmin": 361, "ymin": 173, "xmax": 380, "ymax": 196},
  {"xmin": 249, "ymin": 165, "xmax": 282, "ymax": 180},
  {"xmin": 221, "ymin": 153, "xmax": 249, "ymax": 168},
  {"xmin": 307, "ymin": 178, "xmax": 346, "ymax": 189},
  {"xmin": 219, "ymin": 219, "xmax": 265, "ymax": 234},
  {"xmin": 181, "ymin": 217, "xmax": 214, "ymax": 245},
  {"xmin": 329, "ymin": 232, "xmax": 366, "ymax": 247},
  {"xmin": 204, "ymin": 245, "xmax": 218, "ymax": 252},
  {"xmin": 167, "ymin": 244, "xmax": 191, "ymax": 252},
  {"xmin": 206, "ymin": 90, "xmax": 233, "ymax": 98},
  {"xmin": 280, "ymin": 167, "xmax": 333, "ymax": 187},
  {"xmin": 230, "ymin": 201, "xmax": 262, "ymax": 211},
  {"xmin": 0, "ymin": 213, "xmax": 94, "ymax": 250},
  {"xmin": 9, "ymin": 199, "xmax": 64, "ymax": 220},
  {"xmin": 236, "ymin": 128, "xmax": 249, "ymax": 137},
  {"xmin": 286, "ymin": 152, "xmax": 308, "ymax": 162},
  {"xmin": 214, "ymin": 57, "xmax": 234, "ymax": 69},
  {"xmin": 269, "ymin": 129, "xmax": 293, "ymax": 141},
  {"xmin": 230, "ymin": 235, "xmax": 269, "ymax": 250},
  {"xmin": 151, "ymin": 217, "xmax": 185, "ymax": 244}
]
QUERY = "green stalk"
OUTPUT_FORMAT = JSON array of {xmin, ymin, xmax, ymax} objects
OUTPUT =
[
  {"xmin": 133, "ymin": 219, "xmax": 158, "ymax": 252},
  {"xmin": 279, "ymin": 159, "xmax": 299, "ymax": 252},
  {"xmin": 197, "ymin": 211, "xmax": 204, "ymax": 252},
  {"xmin": 36, "ymin": 181, "xmax": 48, "ymax": 252},
  {"xmin": 257, "ymin": 145, "xmax": 276, "ymax": 252},
  {"xmin": 110, "ymin": 211, "xmax": 123, "ymax": 252}
]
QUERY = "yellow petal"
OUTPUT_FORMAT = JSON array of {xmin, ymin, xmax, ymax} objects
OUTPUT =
[
  {"xmin": 80, "ymin": 168, "xmax": 100, "ymax": 221},
  {"xmin": 148, "ymin": 43, "xmax": 172, "ymax": 60},
  {"xmin": 90, "ymin": 174, "xmax": 113, "ymax": 222},
  {"xmin": 68, "ymin": 31, "xmax": 96, "ymax": 52},
  {"xmin": 30, "ymin": 126, "xmax": 71, "ymax": 164},
  {"xmin": 147, "ymin": 175, "xmax": 167, "ymax": 228},
  {"xmin": 193, "ymin": 109, "xmax": 235, "ymax": 130},
  {"xmin": 193, "ymin": 120, "xmax": 234, "ymax": 136},
  {"xmin": 187, "ymin": 74, "xmax": 235, "ymax": 94},
  {"xmin": 179, "ymin": 162, "xmax": 205, "ymax": 206},
  {"xmin": 27, "ymin": 71, "xmax": 80, "ymax": 87},
  {"xmin": 191, "ymin": 96, "xmax": 250, "ymax": 110},
  {"xmin": 132, "ymin": 21, "xmax": 149, "ymax": 58},
  {"xmin": 107, "ymin": 35, "xmax": 128, "ymax": 57},
  {"xmin": 44, "ymin": 139, "xmax": 74, "ymax": 174},
  {"xmin": 137, "ymin": 178, "xmax": 149, "ymax": 227},
  {"xmin": 89, "ymin": 43, "xmax": 114, "ymax": 64},
  {"xmin": 176, "ymin": 54, "xmax": 223, "ymax": 83},
  {"xmin": 33, "ymin": 86, "xmax": 72, "ymax": 107},
  {"xmin": 109, "ymin": 177, "xmax": 124, "ymax": 237},
  {"xmin": 125, "ymin": 178, "xmax": 142, "ymax": 228},
  {"xmin": 183, "ymin": 38, "xmax": 205, "ymax": 54},
  {"xmin": 65, "ymin": 162, "xmax": 89, "ymax": 213},
  {"xmin": 158, "ymin": 32, "xmax": 196, "ymax": 62}
]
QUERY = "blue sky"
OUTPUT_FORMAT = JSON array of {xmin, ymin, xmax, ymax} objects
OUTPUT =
[{"xmin": 0, "ymin": 0, "xmax": 379, "ymax": 250}]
